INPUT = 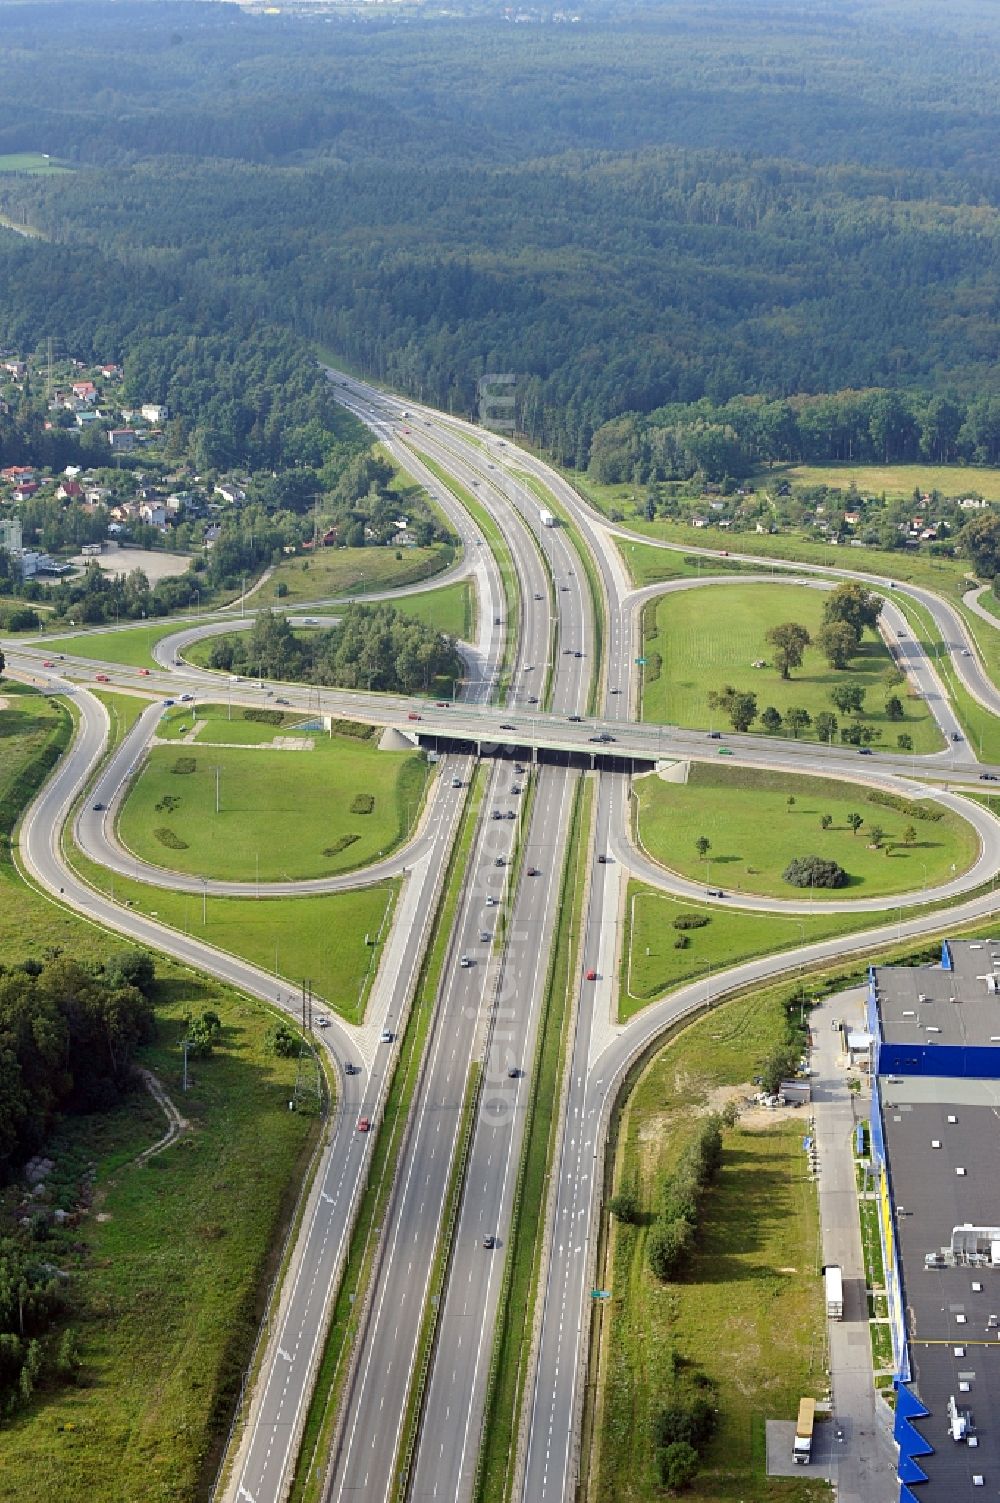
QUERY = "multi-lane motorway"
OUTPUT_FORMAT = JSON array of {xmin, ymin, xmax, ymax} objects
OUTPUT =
[{"xmin": 6, "ymin": 364, "xmax": 1000, "ymax": 1503}]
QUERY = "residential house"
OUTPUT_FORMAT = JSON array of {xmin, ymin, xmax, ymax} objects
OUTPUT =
[
  {"xmin": 3, "ymin": 360, "xmax": 26, "ymax": 379},
  {"xmin": 140, "ymin": 403, "xmax": 169, "ymax": 424},
  {"xmin": 214, "ymin": 483, "xmax": 246, "ymax": 505},
  {"xmin": 960, "ymin": 496, "xmax": 989, "ymax": 510},
  {"xmin": 139, "ymin": 501, "xmax": 167, "ymax": 528},
  {"xmin": 2, "ymin": 465, "xmax": 35, "ymax": 484},
  {"xmin": 56, "ymin": 480, "xmax": 83, "ymax": 501},
  {"xmin": 12, "ymin": 482, "xmax": 38, "ymax": 502},
  {"xmin": 843, "ymin": 510, "xmax": 861, "ymax": 526},
  {"xmin": 108, "ymin": 429, "xmax": 137, "ymax": 452},
  {"xmin": 99, "ymin": 364, "xmax": 120, "ymax": 379},
  {"xmin": 71, "ymin": 381, "xmax": 99, "ymax": 404},
  {"xmin": 75, "ymin": 410, "xmax": 102, "ymax": 429}
]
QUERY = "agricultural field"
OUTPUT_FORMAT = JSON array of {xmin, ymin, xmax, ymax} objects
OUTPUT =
[
  {"xmin": 765, "ymin": 462, "xmax": 1000, "ymax": 501},
  {"xmin": 596, "ymin": 984, "xmax": 826, "ymax": 1502},
  {"xmin": 0, "ymin": 683, "xmax": 317, "ymax": 1502},
  {"xmin": 633, "ymin": 764, "xmax": 977, "ymax": 900},
  {"xmin": 641, "ymin": 581, "xmax": 943, "ymax": 753},
  {"xmin": 117, "ymin": 717, "xmax": 428, "ymax": 881},
  {"xmin": 0, "ymin": 151, "xmax": 71, "ymax": 173}
]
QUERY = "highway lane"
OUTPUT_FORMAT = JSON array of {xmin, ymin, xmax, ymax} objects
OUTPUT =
[{"xmin": 319, "ymin": 384, "xmax": 591, "ymax": 1502}]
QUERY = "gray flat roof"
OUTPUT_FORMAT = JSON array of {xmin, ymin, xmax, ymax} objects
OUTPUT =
[
  {"xmin": 881, "ymin": 1088, "xmax": 1000, "ymax": 1490},
  {"xmin": 874, "ymin": 941, "xmax": 1000, "ymax": 1050}
]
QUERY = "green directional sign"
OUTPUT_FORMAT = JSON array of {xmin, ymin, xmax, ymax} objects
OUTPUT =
[
  {"xmin": 635, "ymin": 657, "xmax": 646, "ymax": 666},
  {"xmin": 591, "ymin": 1289, "xmax": 612, "ymax": 1300}
]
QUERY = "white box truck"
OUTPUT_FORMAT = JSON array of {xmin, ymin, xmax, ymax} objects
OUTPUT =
[
  {"xmin": 793, "ymin": 1397, "xmax": 815, "ymax": 1463},
  {"xmin": 539, "ymin": 508, "xmax": 557, "ymax": 528},
  {"xmin": 824, "ymin": 1264, "xmax": 844, "ymax": 1320}
]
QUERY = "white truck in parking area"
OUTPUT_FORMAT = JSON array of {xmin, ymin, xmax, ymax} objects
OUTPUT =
[
  {"xmin": 824, "ymin": 1263, "xmax": 844, "ymax": 1320},
  {"xmin": 793, "ymin": 1397, "xmax": 816, "ymax": 1463}
]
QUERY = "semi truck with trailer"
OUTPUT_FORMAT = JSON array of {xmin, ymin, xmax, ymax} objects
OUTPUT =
[
  {"xmin": 793, "ymin": 1397, "xmax": 816, "ymax": 1463},
  {"xmin": 824, "ymin": 1264, "xmax": 844, "ymax": 1319}
]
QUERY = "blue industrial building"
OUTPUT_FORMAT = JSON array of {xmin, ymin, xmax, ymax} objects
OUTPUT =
[{"xmin": 867, "ymin": 939, "xmax": 1000, "ymax": 1501}]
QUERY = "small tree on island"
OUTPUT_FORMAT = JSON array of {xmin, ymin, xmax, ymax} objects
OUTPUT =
[
  {"xmin": 707, "ymin": 684, "xmax": 758, "ymax": 733},
  {"xmin": 885, "ymin": 695, "xmax": 904, "ymax": 721},
  {"xmin": 868, "ymin": 824, "xmax": 885, "ymax": 848},
  {"xmin": 817, "ymin": 619, "xmax": 860, "ymax": 669},
  {"xmin": 760, "ymin": 706, "xmax": 783, "ymax": 734},
  {"xmin": 783, "ymin": 854, "xmax": 849, "ymax": 889},
  {"xmin": 897, "ymin": 732, "xmax": 914, "ymax": 751},
  {"xmin": 847, "ymin": 812, "xmax": 864, "ymax": 836},
  {"xmin": 695, "ymin": 836, "xmax": 711, "ymax": 859},
  {"xmin": 786, "ymin": 706, "xmax": 812, "ymax": 738},
  {"xmin": 821, "ymin": 813, "xmax": 833, "ymax": 830}
]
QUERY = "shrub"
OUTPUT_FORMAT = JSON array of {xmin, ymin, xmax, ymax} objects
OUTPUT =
[
  {"xmin": 673, "ymin": 935, "xmax": 689, "ymax": 949},
  {"xmin": 783, "ymin": 854, "xmax": 848, "ymax": 889},
  {"xmin": 672, "ymin": 914, "xmax": 709, "ymax": 931},
  {"xmin": 322, "ymin": 834, "xmax": 359, "ymax": 857},
  {"xmin": 154, "ymin": 827, "xmax": 189, "ymax": 850},
  {"xmin": 171, "ymin": 756, "xmax": 196, "ymax": 774},
  {"xmin": 350, "ymin": 794, "xmax": 375, "ymax": 815},
  {"xmin": 867, "ymin": 789, "xmax": 941, "ymax": 821},
  {"xmin": 609, "ymin": 1180, "xmax": 641, "ymax": 1223},
  {"xmin": 647, "ymin": 1218, "xmax": 693, "ymax": 1281},
  {"xmin": 329, "ymin": 719, "xmax": 376, "ymax": 740},
  {"xmin": 242, "ymin": 708, "xmax": 284, "ymax": 725},
  {"xmin": 658, "ymin": 1441, "xmax": 699, "ymax": 1491}
]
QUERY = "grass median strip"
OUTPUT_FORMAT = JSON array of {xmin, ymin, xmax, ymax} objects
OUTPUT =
[
  {"xmin": 288, "ymin": 763, "xmax": 487, "ymax": 1503},
  {"xmin": 476, "ymin": 773, "xmax": 594, "ymax": 1503},
  {"xmin": 392, "ymin": 1059, "xmax": 482, "ymax": 1502},
  {"xmin": 892, "ymin": 591, "xmax": 1000, "ymax": 761}
]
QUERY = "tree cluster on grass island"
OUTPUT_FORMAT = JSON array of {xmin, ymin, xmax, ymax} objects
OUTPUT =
[{"xmin": 782, "ymin": 854, "xmax": 849, "ymax": 889}]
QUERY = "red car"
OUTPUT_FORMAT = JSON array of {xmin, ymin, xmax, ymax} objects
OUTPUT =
[
  {"xmin": 95, "ymin": 673, "xmax": 110, "ymax": 683},
  {"xmin": 357, "ymin": 1117, "xmax": 371, "ymax": 1133},
  {"xmin": 138, "ymin": 667, "xmax": 151, "ymax": 676},
  {"xmin": 586, "ymin": 969, "xmax": 597, "ymax": 981},
  {"xmin": 42, "ymin": 660, "xmax": 54, "ymax": 667},
  {"xmin": 407, "ymin": 712, "xmax": 421, "ymax": 721}
]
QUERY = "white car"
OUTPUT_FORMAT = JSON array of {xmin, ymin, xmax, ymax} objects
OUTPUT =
[
  {"xmin": 486, "ymin": 896, "xmax": 497, "ymax": 907},
  {"xmin": 179, "ymin": 693, "xmax": 194, "ymax": 702},
  {"xmin": 380, "ymin": 1028, "xmax": 394, "ymax": 1043},
  {"xmin": 460, "ymin": 955, "xmax": 472, "ymax": 968}
]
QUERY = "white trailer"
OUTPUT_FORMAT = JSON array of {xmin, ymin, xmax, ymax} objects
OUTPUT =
[{"xmin": 824, "ymin": 1264, "xmax": 844, "ymax": 1320}]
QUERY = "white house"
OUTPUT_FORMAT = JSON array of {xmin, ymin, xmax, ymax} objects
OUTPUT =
[{"xmin": 141, "ymin": 403, "xmax": 169, "ymax": 424}]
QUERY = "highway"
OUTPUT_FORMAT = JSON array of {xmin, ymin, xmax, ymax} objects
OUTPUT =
[{"xmin": 7, "ymin": 362, "xmax": 1000, "ymax": 1503}]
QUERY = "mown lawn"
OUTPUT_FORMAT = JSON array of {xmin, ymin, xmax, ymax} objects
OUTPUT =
[
  {"xmin": 641, "ymin": 580, "xmax": 943, "ymax": 752},
  {"xmin": 634, "ymin": 763, "xmax": 977, "ymax": 900},
  {"xmin": 392, "ymin": 579, "xmax": 475, "ymax": 639},
  {"xmin": 0, "ymin": 683, "xmax": 317, "ymax": 1503},
  {"xmin": 35, "ymin": 621, "xmax": 204, "ymax": 670},
  {"xmin": 620, "ymin": 881, "xmax": 881, "ymax": 1020},
  {"xmin": 598, "ymin": 988, "xmax": 826, "ymax": 1503},
  {"xmin": 118, "ymin": 723, "xmax": 428, "ymax": 881}
]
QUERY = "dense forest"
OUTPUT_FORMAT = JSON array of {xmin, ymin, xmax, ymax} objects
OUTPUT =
[{"xmin": 0, "ymin": 0, "xmax": 997, "ymax": 469}]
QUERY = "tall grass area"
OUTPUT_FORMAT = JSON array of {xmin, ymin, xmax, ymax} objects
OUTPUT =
[
  {"xmin": 593, "ymin": 986, "xmax": 826, "ymax": 1503},
  {"xmin": 0, "ymin": 682, "xmax": 318, "ymax": 1502}
]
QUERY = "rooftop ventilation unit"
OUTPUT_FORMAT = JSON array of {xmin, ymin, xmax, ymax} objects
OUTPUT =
[
  {"xmin": 987, "ymin": 976, "xmax": 1000, "ymax": 994},
  {"xmin": 948, "ymin": 1395, "xmax": 974, "ymax": 1442},
  {"xmin": 950, "ymin": 1227, "xmax": 1000, "ymax": 1265}
]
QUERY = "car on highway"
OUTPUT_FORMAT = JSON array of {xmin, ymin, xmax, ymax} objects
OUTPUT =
[
  {"xmin": 452, "ymin": 776, "xmax": 463, "ymax": 788},
  {"xmin": 302, "ymin": 617, "xmax": 318, "ymax": 625},
  {"xmin": 179, "ymin": 692, "xmax": 194, "ymax": 702},
  {"xmin": 138, "ymin": 667, "xmax": 150, "ymax": 676},
  {"xmin": 586, "ymin": 969, "xmax": 597, "ymax": 981},
  {"xmin": 95, "ymin": 673, "xmax": 110, "ymax": 683},
  {"xmin": 408, "ymin": 712, "xmax": 421, "ymax": 721},
  {"xmin": 357, "ymin": 1118, "xmax": 371, "ymax": 1133},
  {"xmin": 597, "ymin": 854, "xmax": 609, "ymax": 864},
  {"xmin": 500, "ymin": 722, "xmax": 515, "ymax": 731},
  {"xmin": 379, "ymin": 1028, "xmax": 394, "ymax": 1043},
  {"xmin": 560, "ymin": 585, "xmax": 570, "ymax": 592},
  {"xmin": 511, "ymin": 784, "xmax": 521, "ymax": 794},
  {"xmin": 485, "ymin": 895, "xmax": 497, "ymax": 906},
  {"xmin": 980, "ymin": 773, "xmax": 999, "ymax": 781},
  {"xmin": 460, "ymin": 955, "xmax": 473, "ymax": 968},
  {"xmin": 858, "ymin": 747, "xmax": 873, "ymax": 755},
  {"xmin": 316, "ymin": 1017, "xmax": 331, "ymax": 1028},
  {"xmin": 527, "ymin": 865, "xmax": 539, "ymax": 876},
  {"xmin": 718, "ymin": 747, "xmax": 733, "ymax": 755},
  {"xmin": 574, "ymin": 651, "xmax": 583, "ymax": 658},
  {"xmin": 276, "ymin": 697, "xmax": 289, "ymax": 705},
  {"xmin": 507, "ymin": 1066, "xmax": 519, "ymax": 1079},
  {"xmin": 568, "ymin": 714, "xmax": 582, "ymax": 722},
  {"xmin": 962, "ymin": 649, "xmax": 971, "ymax": 657},
  {"xmin": 707, "ymin": 731, "xmax": 721, "ymax": 739},
  {"xmin": 492, "ymin": 810, "xmax": 504, "ymax": 821},
  {"xmin": 92, "ymin": 802, "xmax": 105, "ymax": 812},
  {"xmin": 435, "ymin": 700, "xmax": 449, "ymax": 708},
  {"xmin": 162, "ymin": 698, "xmax": 175, "ymax": 707},
  {"xmin": 483, "ymin": 1235, "xmax": 496, "ymax": 1249},
  {"xmin": 951, "ymin": 732, "xmax": 962, "ymax": 742},
  {"xmin": 506, "ymin": 810, "xmax": 515, "ymax": 820},
  {"xmin": 479, "ymin": 930, "xmax": 490, "ymax": 942},
  {"xmin": 534, "ymin": 592, "xmax": 543, "ymax": 600},
  {"xmin": 344, "ymin": 1062, "xmax": 359, "ymax": 1075},
  {"xmin": 42, "ymin": 659, "xmax": 54, "ymax": 667},
  {"xmin": 495, "ymin": 856, "xmax": 506, "ymax": 867},
  {"xmin": 707, "ymin": 888, "xmax": 726, "ymax": 897}
]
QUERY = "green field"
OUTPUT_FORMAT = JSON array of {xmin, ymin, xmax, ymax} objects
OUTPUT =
[
  {"xmin": 765, "ymin": 461, "xmax": 1000, "ymax": 501},
  {"xmin": 596, "ymin": 988, "xmax": 825, "ymax": 1503},
  {"xmin": 621, "ymin": 882, "xmax": 877, "ymax": 1020},
  {"xmin": 0, "ymin": 151, "xmax": 71, "ymax": 174},
  {"xmin": 641, "ymin": 580, "xmax": 943, "ymax": 753},
  {"xmin": 118, "ymin": 719, "xmax": 428, "ymax": 882},
  {"xmin": 634, "ymin": 763, "xmax": 977, "ymax": 899},
  {"xmin": 0, "ymin": 683, "xmax": 318, "ymax": 1501},
  {"xmin": 34, "ymin": 621, "xmax": 201, "ymax": 670},
  {"xmin": 267, "ymin": 543, "xmax": 452, "ymax": 603},
  {"xmin": 390, "ymin": 579, "xmax": 475, "ymax": 638},
  {"xmin": 618, "ymin": 538, "xmax": 766, "ymax": 589}
]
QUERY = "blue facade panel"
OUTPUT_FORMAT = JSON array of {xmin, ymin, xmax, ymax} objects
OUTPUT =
[{"xmin": 877, "ymin": 1041, "xmax": 1000, "ymax": 1079}]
